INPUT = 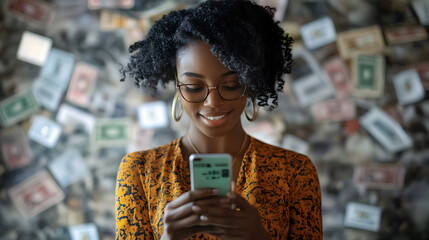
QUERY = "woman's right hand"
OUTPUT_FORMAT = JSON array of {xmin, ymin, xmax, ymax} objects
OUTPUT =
[{"xmin": 161, "ymin": 188, "xmax": 224, "ymax": 240}]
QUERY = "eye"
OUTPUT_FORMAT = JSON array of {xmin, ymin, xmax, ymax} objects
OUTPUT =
[
  {"xmin": 184, "ymin": 84, "xmax": 205, "ymax": 93},
  {"xmin": 220, "ymin": 81, "xmax": 242, "ymax": 91}
]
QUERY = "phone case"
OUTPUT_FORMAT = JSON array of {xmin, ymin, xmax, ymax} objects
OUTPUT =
[{"xmin": 189, "ymin": 153, "xmax": 232, "ymax": 196}]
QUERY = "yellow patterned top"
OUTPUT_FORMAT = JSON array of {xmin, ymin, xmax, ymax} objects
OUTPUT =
[{"xmin": 115, "ymin": 136, "xmax": 322, "ymax": 239}]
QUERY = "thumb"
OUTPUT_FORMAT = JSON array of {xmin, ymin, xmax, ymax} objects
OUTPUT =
[{"xmin": 231, "ymin": 180, "xmax": 236, "ymax": 192}]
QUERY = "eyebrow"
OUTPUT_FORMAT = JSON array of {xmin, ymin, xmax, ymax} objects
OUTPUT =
[{"xmin": 181, "ymin": 71, "xmax": 237, "ymax": 78}]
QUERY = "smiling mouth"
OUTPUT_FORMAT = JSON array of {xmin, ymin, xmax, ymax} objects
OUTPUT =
[{"xmin": 202, "ymin": 114, "xmax": 226, "ymax": 120}]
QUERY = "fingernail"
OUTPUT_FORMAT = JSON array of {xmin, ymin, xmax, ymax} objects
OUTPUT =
[
  {"xmin": 192, "ymin": 205, "xmax": 201, "ymax": 212},
  {"xmin": 212, "ymin": 189, "xmax": 219, "ymax": 195},
  {"xmin": 200, "ymin": 215, "xmax": 208, "ymax": 221}
]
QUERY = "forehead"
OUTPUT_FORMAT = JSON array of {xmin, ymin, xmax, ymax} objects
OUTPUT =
[{"xmin": 176, "ymin": 41, "xmax": 231, "ymax": 75}]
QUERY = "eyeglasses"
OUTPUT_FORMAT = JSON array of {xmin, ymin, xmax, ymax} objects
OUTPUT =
[{"xmin": 177, "ymin": 81, "xmax": 247, "ymax": 103}]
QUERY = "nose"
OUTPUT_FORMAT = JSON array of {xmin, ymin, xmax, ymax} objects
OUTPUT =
[{"xmin": 204, "ymin": 86, "xmax": 223, "ymax": 107}]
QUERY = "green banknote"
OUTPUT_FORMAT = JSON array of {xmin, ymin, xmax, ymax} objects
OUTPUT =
[
  {"xmin": 92, "ymin": 118, "xmax": 132, "ymax": 147},
  {"xmin": 0, "ymin": 91, "xmax": 40, "ymax": 127}
]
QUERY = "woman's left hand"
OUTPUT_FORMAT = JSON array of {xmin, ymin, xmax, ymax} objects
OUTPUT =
[{"xmin": 191, "ymin": 184, "xmax": 270, "ymax": 240}]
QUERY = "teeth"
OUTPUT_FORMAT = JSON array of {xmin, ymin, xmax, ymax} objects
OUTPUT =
[{"xmin": 204, "ymin": 115, "xmax": 226, "ymax": 120}]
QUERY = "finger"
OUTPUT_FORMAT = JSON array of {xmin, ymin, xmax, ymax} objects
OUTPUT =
[
  {"xmin": 231, "ymin": 181, "xmax": 236, "ymax": 192},
  {"xmin": 166, "ymin": 213, "xmax": 201, "ymax": 232},
  {"xmin": 226, "ymin": 192, "xmax": 252, "ymax": 211},
  {"xmin": 192, "ymin": 204, "xmax": 241, "ymax": 219},
  {"xmin": 193, "ymin": 196, "xmax": 224, "ymax": 207},
  {"xmin": 167, "ymin": 188, "xmax": 218, "ymax": 209},
  {"xmin": 164, "ymin": 202, "xmax": 194, "ymax": 223}
]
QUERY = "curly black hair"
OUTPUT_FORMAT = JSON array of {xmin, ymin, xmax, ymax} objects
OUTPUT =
[{"xmin": 121, "ymin": 0, "xmax": 293, "ymax": 110}]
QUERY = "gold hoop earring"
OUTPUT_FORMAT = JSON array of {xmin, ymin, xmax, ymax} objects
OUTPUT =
[
  {"xmin": 172, "ymin": 91, "xmax": 183, "ymax": 122},
  {"xmin": 245, "ymin": 98, "xmax": 257, "ymax": 122}
]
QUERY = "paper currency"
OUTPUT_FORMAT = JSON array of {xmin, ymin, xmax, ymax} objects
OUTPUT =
[
  {"xmin": 351, "ymin": 55, "xmax": 385, "ymax": 98},
  {"xmin": 16, "ymin": 31, "xmax": 53, "ymax": 66},
  {"xmin": 65, "ymin": 62, "xmax": 98, "ymax": 108},
  {"xmin": 291, "ymin": 47, "xmax": 335, "ymax": 107},
  {"xmin": 89, "ymin": 86, "xmax": 117, "ymax": 117},
  {"xmin": 56, "ymin": 104, "xmax": 95, "ymax": 133},
  {"xmin": 360, "ymin": 108, "xmax": 413, "ymax": 153},
  {"xmin": 0, "ymin": 91, "xmax": 39, "ymax": 127},
  {"xmin": 300, "ymin": 17, "xmax": 337, "ymax": 50},
  {"xmin": 0, "ymin": 127, "xmax": 32, "ymax": 170},
  {"xmin": 69, "ymin": 223, "xmax": 100, "ymax": 240},
  {"xmin": 32, "ymin": 78, "xmax": 63, "ymax": 112},
  {"xmin": 393, "ymin": 69, "xmax": 425, "ymax": 105},
  {"xmin": 354, "ymin": 164, "xmax": 405, "ymax": 189},
  {"xmin": 88, "ymin": 0, "xmax": 134, "ymax": 10},
  {"xmin": 413, "ymin": 62, "xmax": 429, "ymax": 90},
  {"xmin": 344, "ymin": 202, "xmax": 381, "ymax": 232},
  {"xmin": 8, "ymin": 170, "xmax": 64, "ymax": 218},
  {"xmin": 48, "ymin": 148, "xmax": 89, "ymax": 188},
  {"xmin": 281, "ymin": 134, "xmax": 309, "ymax": 155},
  {"xmin": 323, "ymin": 56, "xmax": 352, "ymax": 99},
  {"xmin": 311, "ymin": 98, "xmax": 356, "ymax": 122},
  {"xmin": 337, "ymin": 26, "xmax": 385, "ymax": 59},
  {"xmin": 384, "ymin": 24, "xmax": 428, "ymax": 45},
  {"xmin": 39, "ymin": 48, "xmax": 75, "ymax": 92},
  {"xmin": 92, "ymin": 118, "xmax": 132, "ymax": 147},
  {"xmin": 28, "ymin": 115, "xmax": 62, "ymax": 149},
  {"xmin": 6, "ymin": 0, "xmax": 55, "ymax": 28},
  {"xmin": 411, "ymin": 0, "xmax": 429, "ymax": 25},
  {"xmin": 137, "ymin": 101, "xmax": 169, "ymax": 129},
  {"xmin": 99, "ymin": 10, "xmax": 139, "ymax": 30}
]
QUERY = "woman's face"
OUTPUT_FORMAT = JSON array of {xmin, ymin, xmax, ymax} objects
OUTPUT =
[{"xmin": 176, "ymin": 41, "xmax": 247, "ymax": 138}]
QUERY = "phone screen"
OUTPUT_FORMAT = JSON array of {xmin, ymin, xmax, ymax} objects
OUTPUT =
[{"xmin": 189, "ymin": 153, "xmax": 232, "ymax": 196}]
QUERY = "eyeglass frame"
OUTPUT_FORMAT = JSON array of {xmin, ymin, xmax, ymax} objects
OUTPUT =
[{"xmin": 175, "ymin": 74, "xmax": 247, "ymax": 103}]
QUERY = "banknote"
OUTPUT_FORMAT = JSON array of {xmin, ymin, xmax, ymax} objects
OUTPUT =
[
  {"xmin": 323, "ymin": 56, "xmax": 351, "ymax": 99},
  {"xmin": 28, "ymin": 115, "xmax": 62, "ymax": 149},
  {"xmin": 6, "ymin": 0, "xmax": 55, "ymax": 28},
  {"xmin": 99, "ymin": 10, "xmax": 138, "ymax": 30},
  {"xmin": 354, "ymin": 165, "xmax": 405, "ymax": 189},
  {"xmin": 384, "ymin": 24, "xmax": 428, "ymax": 45},
  {"xmin": 48, "ymin": 148, "xmax": 89, "ymax": 188},
  {"xmin": 360, "ymin": 108, "xmax": 413, "ymax": 153},
  {"xmin": 65, "ymin": 62, "xmax": 98, "ymax": 108},
  {"xmin": 342, "ymin": 119, "xmax": 360, "ymax": 136},
  {"xmin": 92, "ymin": 118, "xmax": 132, "ymax": 147},
  {"xmin": 8, "ymin": 170, "xmax": 64, "ymax": 218},
  {"xmin": 311, "ymin": 98, "xmax": 356, "ymax": 122},
  {"xmin": 300, "ymin": 16, "xmax": 337, "ymax": 50},
  {"xmin": 291, "ymin": 47, "xmax": 335, "ymax": 107},
  {"xmin": 69, "ymin": 223, "xmax": 100, "ymax": 240},
  {"xmin": 411, "ymin": 0, "xmax": 429, "ymax": 25},
  {"xmin": 0, "ymin": 126, "xmax": 32, "ymax": 170},
  {"xmin": 88, "ymin": 0, "xmax": 134, "ymax": 10},
  {"xmin": 89, "ymin": 86, "xmax": 117, "ymax": 117},
  {"xmin": 137, "ymin": 101, "xmax": 169, "ymax": 129},
  {"xmin": 393, "ymin": 69, "xmax": 425, "ymax": 105},
  {"xmin": 413, "ymin": 62, "xmax": 429, "ymax": 90},
  {"xmin": 56, "ymin": 104, "xmax": 95, "ymax": 133},
  {"xmin": 337, "ymin": 26, "xmax": 385, "ymax": 59},
  {"xmin": 351, "ymin": 55, "xmax": 385, "ymax": 98},
  {"xmin": 39, "ymin": 48, "xmax": 75, "ymax": 92},
  {"xmin": 32, "ymin": 78, "xmax": 63, "ymax": 112},
  {"xmin": 344, "ymin": 202, "xmax": 381, "ymax": 232},
  {"xmin": 0, "ymin": 91, "xmax": 39, "ymax": 127},
  {"xmin": 281, "ymin": 134, "xmax": 309, "ymax": 155},
  {"xmin": 16, "ymin": 31, "xmax": 53, "ymax": 66}
]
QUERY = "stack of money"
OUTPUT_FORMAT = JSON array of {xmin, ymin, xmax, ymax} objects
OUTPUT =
[{"xmin": 0, "ymin": 0, "xmax": 428, "ymax": 239}]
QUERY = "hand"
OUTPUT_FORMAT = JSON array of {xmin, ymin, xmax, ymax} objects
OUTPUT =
[
  {"xmin": 161, "ymin": 188, "xmax": 225, "ymax": 240},
  {"xmin": 191, "ymin": 183, "xmax": 270, "ymax": 240}
]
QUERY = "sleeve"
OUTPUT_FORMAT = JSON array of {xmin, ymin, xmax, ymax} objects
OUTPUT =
[
  {"xmin": 115, "ymin": 154, "xmax": 154, "ymax": 240},
  {"xmin": 287, "ymin": 155, "xmax": 323, "ymax": 240}
]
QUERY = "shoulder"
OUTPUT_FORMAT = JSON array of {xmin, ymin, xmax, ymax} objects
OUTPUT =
[
  {"xmin": 249, "ymin": 136, "xmax": 316, "ymax": 173},
  {"xmin": 120, "ymin": 138, "xmax": 181, "ymax": 170}
]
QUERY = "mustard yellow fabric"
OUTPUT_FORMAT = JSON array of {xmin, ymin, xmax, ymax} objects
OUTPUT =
[{"xmin": 115, "ymin": 136, "xmax": 322, "ymax": 239}]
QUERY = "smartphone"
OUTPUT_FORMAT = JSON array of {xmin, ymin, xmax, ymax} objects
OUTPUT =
[{"xmin": 189, "ymin": 153, "xmax": 232, "ymax": 196}]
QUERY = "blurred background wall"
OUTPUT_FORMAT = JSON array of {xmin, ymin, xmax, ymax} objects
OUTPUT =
[{"xmin": 0, "ymin": 0, "xmax": 428, "ymax": 239}]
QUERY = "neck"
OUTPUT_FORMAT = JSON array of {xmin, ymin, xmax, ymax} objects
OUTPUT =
[{"xmin": 187, "ymin": 126, "xmax": 247, "ymax": 154}]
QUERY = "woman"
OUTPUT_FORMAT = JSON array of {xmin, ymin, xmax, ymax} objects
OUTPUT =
[{"xmin": 115, "ymin": 1, "xmax": 322, "ymax": 239}]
